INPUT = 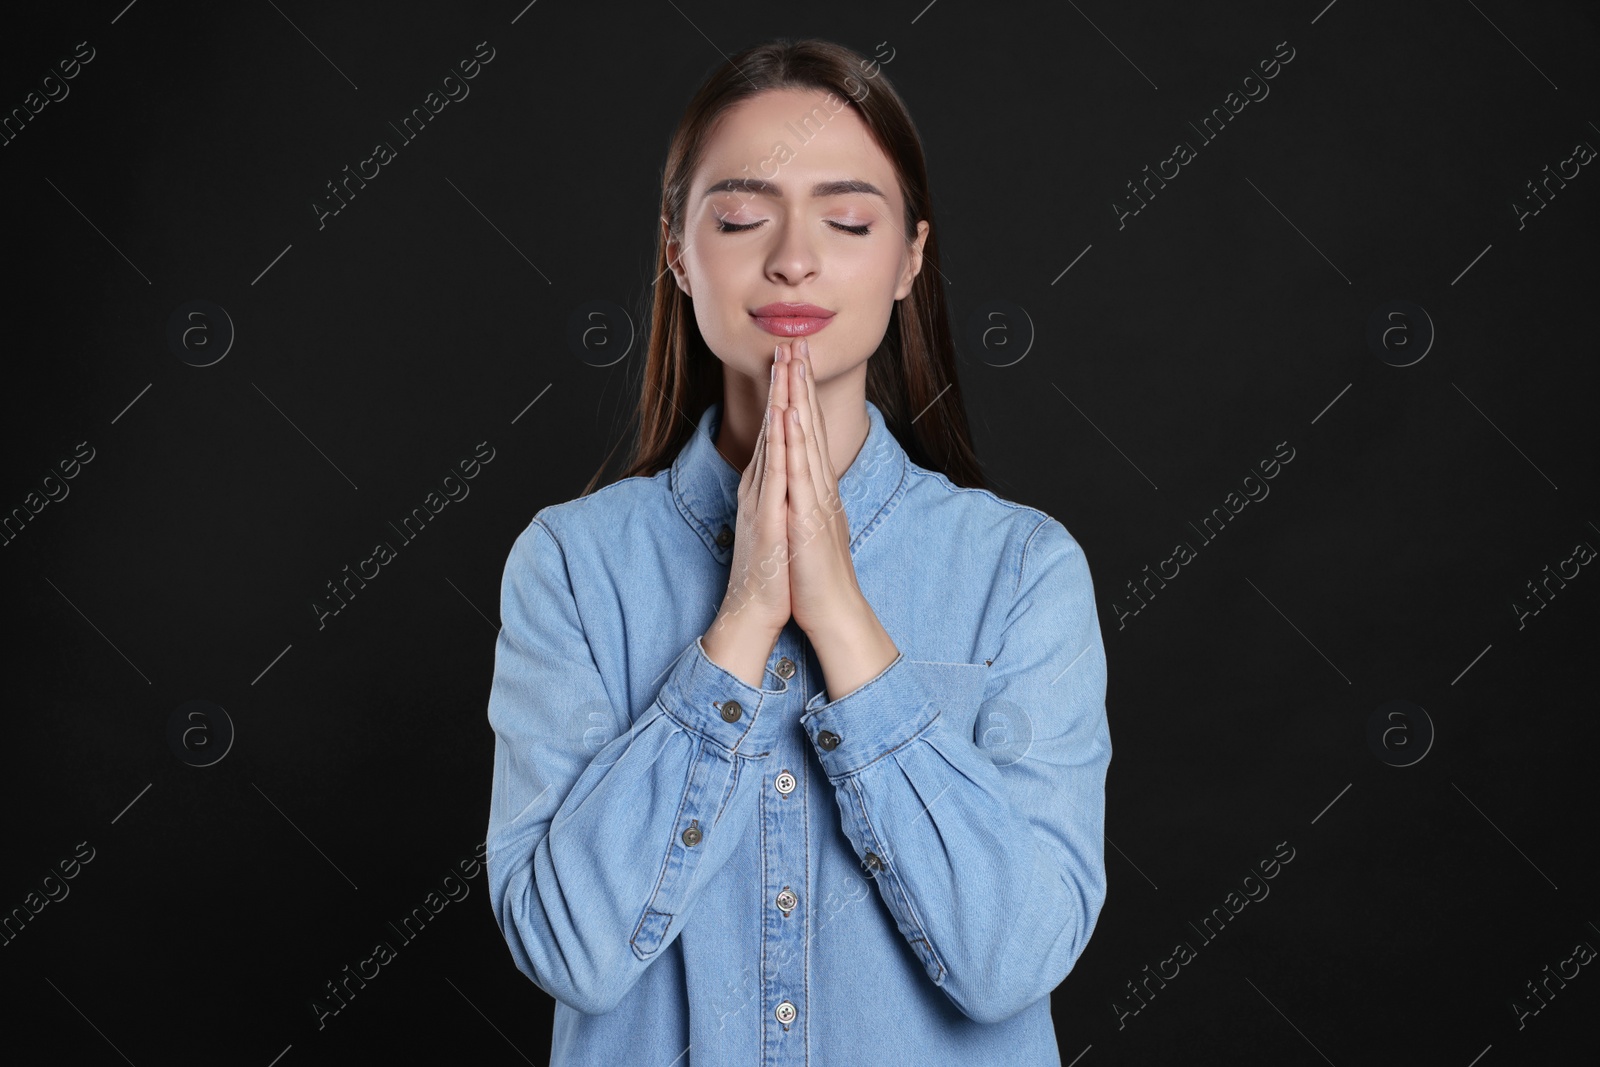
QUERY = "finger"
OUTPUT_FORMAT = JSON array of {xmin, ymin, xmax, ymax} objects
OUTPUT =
[
  {"xmin": 741, "ymin": 370, "xmax": 772, "ymax": 497},
  {"xmin": 785, "ymin": 403, "xmax": 818, "ymax": 532},
  {"xmin": 760, "ymin": 396, "xmax": 786, "ymax": 522},
  {"xmin": 793, "ymin": 346, "xmax": 835, "ymax": 502},
  {"xmin": 756, "ymin": 349, "xmax": 779, "ymax": 472},
  {"xmin": 740, "ymin": 377, "xmax": 768, "ymax": 495},
  {"xmin": 758, "ymin": 345, "xmax": 782, "ymax": 500},
  {"xmin": 774, "ymin": 340, "xmax": 790, "ymax": 415},
  {"xmin": 749, "ymin": 393, "xmax": 770, "ymax": 496},
  {"xmin": 764, "ymin": 344, "xmax": 789, "ymax": 518},
  {"xmin": 802, "ymin": 340, "xmax": 836, "ymax": 495},
  {"xmin": 764, "ymin": 342, "xmax": 780, "ymax": 416}
]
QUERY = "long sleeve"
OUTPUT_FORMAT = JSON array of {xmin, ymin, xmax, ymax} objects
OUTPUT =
[
  {"xmin": 485, "ymin": 518, "xmax": 788, "ymax": 1015},
  {"xmin": 797, "ymin": 516, "xmax": 1111, "ymax": 1025}
]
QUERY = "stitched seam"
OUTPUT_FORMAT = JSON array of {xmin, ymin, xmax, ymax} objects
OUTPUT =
[
  {"xmin": 848, "ymin": 452, "xmax": 908, "ymax": 556},
  {"xmin": 1016, "ymin": 515, "xmax": 1053, "ymax": 604},
  {"xmin": 803, "ymin": 736, "xmax": 812, "ymax": 1065},
  {"xmin": 630, "ymin": 731, "xmax": 702, "ymax": 954},
  {"xmin": 658, "ymin": 701, "xmax": 749, "ymax": 759},
  {"xmin": 669, "ymin": 455, "xmax": 728, "ymax": 558},
  {"xmin": 759, "ymin": 780, "xmax": 768, "ymax": 1062},
  {"xmin": 807, "ymin": 651, "xmax": 902, "ymax": 718},
  {"xmin": 908, "ymin": 464, "xmax": 1049, "ymax": 516},
  {"xmin": 530, "ymin": 519, "xmax": 615, "ymax": 708},
  {"xmin": 849, "ymin": 774, "xmax": 947, "ymax": 981},
  {"xmin": 829, "ymin": 708, "xmax": 941, "ymax": 780},
  {"xmin": 712, "ymin": 755, "xmax": 741, "ymax": 826}
]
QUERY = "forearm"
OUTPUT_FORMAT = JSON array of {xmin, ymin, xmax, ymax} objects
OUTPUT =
[
  {"xmin": 796, "ymin": 517, "xmax": 1113, "ymax": 1023},
  {"xmin": 826, "ymin": 712, "xmax": 1107, "ymax": 1022},
  {"xmin": 488, "ymin": 521, "xmax": 794, "ymax": 1014},
  {"xmin": 490, "ymin": 626, "xmax": 786, "ymax": 1014},
  {"xmin": 806, "ymin": 593, "xmax": 900, "ymax": 701},
  {"xmin": 702, "ymin": 609, "xmax": 781, "ymax": 689}
]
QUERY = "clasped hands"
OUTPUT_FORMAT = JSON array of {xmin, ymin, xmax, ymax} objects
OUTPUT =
[
  {"xmin": 716, "ymin": 338, "xmax": 899, "ymax": 699},
  {"xmin": 723, "ymin": 335, "xmax": 862, "ymax": 638}
]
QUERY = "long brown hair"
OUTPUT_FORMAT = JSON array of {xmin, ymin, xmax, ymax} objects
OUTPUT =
[{"xmin": 580, "ymin": 37, "xmax": 987, "ymax": 497}]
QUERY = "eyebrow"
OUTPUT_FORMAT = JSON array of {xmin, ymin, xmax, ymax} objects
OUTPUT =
[{"xmin": 702, "ymin": 177, "xmax": 888, "ymax": 201}]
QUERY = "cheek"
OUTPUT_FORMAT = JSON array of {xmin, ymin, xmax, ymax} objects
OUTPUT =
[
  {"xmin": 848, "ymin": 251, "xmax": 906, "ymax": 312},
  {"xmin": 843, "ymin": 300, "xmax": 895, "ymax": 354},
  {"xmin": 853, "ymin": 246, "xmax": 906, "ymax": 294},
  {"xmin": 682, "ymin": 250, "xmax": 761, "ymax": 361},
  {"xmin": 689, "ymin": 247, "xmax": 750, "ymax": 315}
]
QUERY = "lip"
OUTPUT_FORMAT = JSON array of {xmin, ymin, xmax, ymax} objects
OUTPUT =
[{"xmin": 750, "ymin": 302, "xmax": 835, "ymax": 337}]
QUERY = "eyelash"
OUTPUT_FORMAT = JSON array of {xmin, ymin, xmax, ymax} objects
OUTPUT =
[{"xmin": 715, "ymin": 219, "xmax": 873, "ymax": 236}]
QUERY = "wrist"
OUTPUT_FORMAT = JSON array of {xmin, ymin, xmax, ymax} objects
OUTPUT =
[
  {"xmin": 800, "ymin": 591, "xmax": 871, "ymax": 646},
  {"xmin": 806, "ymin": 595, "xmax": 899, "ymax": 701},
  {"xmin": 703, "ymin": 612, "xmax": 782, "ymax": 690}
]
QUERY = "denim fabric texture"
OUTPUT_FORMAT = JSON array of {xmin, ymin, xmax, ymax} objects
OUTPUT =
[{"xmin": 485, "ymin": 397, "xmax": 1112, "ymax": 1066}]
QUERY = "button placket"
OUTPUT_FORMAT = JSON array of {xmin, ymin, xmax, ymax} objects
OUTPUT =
[
  {"xmin": 758, "ymin": 656, "xmax": 806, "ymax": 1047},
  {"xmin": 755, "ymin": 643, "xmax": 806, "ymax": 1041}
]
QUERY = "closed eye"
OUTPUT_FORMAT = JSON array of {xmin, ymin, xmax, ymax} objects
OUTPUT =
[{"xmin": 716, "ymin": 219, "xmax": 872, "ymax": 236}]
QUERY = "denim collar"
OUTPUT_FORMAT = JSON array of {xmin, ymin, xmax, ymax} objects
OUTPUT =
[{"xmin": 671, "ymin": 397, "xmax": 909, "ymax": 564}]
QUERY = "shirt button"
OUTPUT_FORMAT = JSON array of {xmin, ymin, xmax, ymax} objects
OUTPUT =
[
  {"xmin": 774, "ymin": 770, "xmax": 796, "ymax": 795},
  {"xmin": 681, "ymin": 822, "xmax": 702, "ymax": 847},
  {"xmin": 774, "ymin": 1000, "xmax": 797, "ymax": 1025},
  {"xmin": 775, "ymin": 656, "xmax": 796, "ymax": 680},
  {"xmin": 863, "ymin": 851, "xmax": 882, "ymax": 873},
  {"xmin": 715, "ymin": 524, "xmax": 734, "ymax": 547},
  {"xmin": 776, "ymin": 887, "xmax": 797, "ymax": 914},
  {"xmin": 816, "ymin": 729, "xmax": 840, "ymax": 751},
  {"xmin": 719, "ymin": 699, "xmax": 743, "ymax": 723}
]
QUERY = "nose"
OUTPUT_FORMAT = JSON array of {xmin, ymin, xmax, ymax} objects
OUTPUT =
[{"xmin": 764, "ymin": 212, "xmax": 819, "ymax": 285}]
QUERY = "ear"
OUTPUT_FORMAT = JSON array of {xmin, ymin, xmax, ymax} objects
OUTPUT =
[
  {"xmin": 894, "ymin": 219, "xmax": 929, "ymax": 301},
  {"xmin": 663, "ymin": 215, "xmax": 692, "ymax": 298}
]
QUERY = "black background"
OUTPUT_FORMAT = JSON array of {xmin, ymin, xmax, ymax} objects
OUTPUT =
[{"xmin": 3, "ymin": 1, "xmax": 1596, "ymax": 1064}]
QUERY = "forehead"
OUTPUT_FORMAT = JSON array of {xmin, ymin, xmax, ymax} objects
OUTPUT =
[{"xmin": 695, "ymin": 88, "xmax": 900, "ymax": 203}]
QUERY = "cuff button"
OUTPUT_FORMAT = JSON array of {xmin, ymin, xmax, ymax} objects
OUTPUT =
[
  {"xmin": 719, "ymin": 700, "xmax": 743, "ymax": 723},
  {"xmin": 817, "ymin": 729, "xmax": 840, "ymax": 751}
]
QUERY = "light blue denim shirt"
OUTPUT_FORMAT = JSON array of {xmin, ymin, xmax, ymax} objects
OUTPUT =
[{"xmin": 485, "ymin": 397, "xmax": 1111, "ymax": 1066}]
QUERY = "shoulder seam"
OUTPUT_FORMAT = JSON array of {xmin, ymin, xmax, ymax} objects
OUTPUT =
[
  {"xmin": 536, "ymin": 470, "xmax": 669, "ymax": 522},
  {"xmin": 904, "ymin": 464, "xmax": 1050, "ymax": 519},
  {"xmin": 1016, "ymin": 515, "xmax": 1058, "ymax": 601}
]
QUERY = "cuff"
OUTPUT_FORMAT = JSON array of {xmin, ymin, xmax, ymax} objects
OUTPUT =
[
  {"xmin": 799, "ymin": 654, "xmax": 989, "ymax": 779},
  {"xmin": 656, "ymin": 634, "xmax": 791, "ymax": 757}
]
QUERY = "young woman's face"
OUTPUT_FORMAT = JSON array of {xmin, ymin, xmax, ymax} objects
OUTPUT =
[{"xmin": 668, "ymin": 87, "xmax": 929, "ymax": 386}]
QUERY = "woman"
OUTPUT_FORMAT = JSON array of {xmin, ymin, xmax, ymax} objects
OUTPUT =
[{"xmin": 485, "ymin": 37, "xmax": 1111, "ymax": 1066}]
